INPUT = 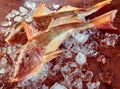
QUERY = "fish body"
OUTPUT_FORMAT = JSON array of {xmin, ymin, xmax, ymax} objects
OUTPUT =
[
  {"xmin": 12, "ymin": 9, "xmax": 117, "ymax": 82},
  {"xmin": 5, "ymin": 0, "xmax": 111, "ymax": 45}
]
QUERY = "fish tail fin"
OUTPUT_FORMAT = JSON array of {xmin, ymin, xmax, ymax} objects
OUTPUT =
[
  {"xmin": 43, "ymin": 50, "xmax": 66, "ymax": 62},
  {"xmin": 93, "ymin": 0, "xmax": 112, "ymax": 10},
  {"xmin": 22, "ymin": 21, "xmax": 34, "ymax": 41},
  {"xmin": 92, "ymin": 10, "xmax": 117, "ymax": 29},
  {"xmin": 33, "ymin": 2, "xmax": 45, "ymax": 18}
]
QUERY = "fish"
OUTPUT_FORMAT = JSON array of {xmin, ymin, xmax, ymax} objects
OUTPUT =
[
  {"xmin": 11, "ymin": 9, "xmax": 117, "ymax": 82},
  {"xmin": 5, "ymin": 0, "xmax": 111, "ymax": 45}
]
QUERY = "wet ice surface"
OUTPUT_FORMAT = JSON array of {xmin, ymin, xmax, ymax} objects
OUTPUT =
[
  {"xmin": 0, "ymin": 1, "xmax": 120, "ymax": 89},
  {"xmin": 50, "ymin": 82, "xmax": 67, "ymax": 89},
  {"xmin": 15, "ymin": 28, "xmax": 100, "ymax": 89},
  {"xmin": 1, "ymin": 1, "xmax": 36, "ymax": 27},
  {"xmin": 100, "ymin": 33, "xmax": 119, "ymax": 47}
]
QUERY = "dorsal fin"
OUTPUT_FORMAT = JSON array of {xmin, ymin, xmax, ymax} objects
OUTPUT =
[
  {"xmin": 58, "ymin": 5, "xmax": 79, "ymax": 12},
  {"xmin": 22, "ymin": 21, "xmax": 34, "ymax": 41},
  {"xmin": 33, "ymin": 2, "xmax": 45, "ymax": 17}
]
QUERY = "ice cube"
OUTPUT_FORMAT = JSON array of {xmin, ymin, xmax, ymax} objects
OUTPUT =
[
  {"xmin": 0, "ymin": 67, "xmax": 5, "ymax": 74},
  {"xmin": 68, "ymin": 62, "xmax": 77, "ymax": 67},
  {"xmin": 64, "ymin": 38, "xmax": 75, "ymax": 49},
  {"xmin": 14, "ymin": 16, "xmax": 22, "ymax": 22},
  {"xmin": 71, "ymin": 45, "xmax": 80, "ymax": 53},
  {"xmin": 95, "ymin": 81, "xmax": 100, "ymax": 88},
  {"xmin": 11, "ymin": 9, "xmax": 20, "ymax": 16},
  {"xmin": 25, "ymin": 1, "xmax": 36, "ymax": 10},
  {"xmin": 50, "ymin": 82, "xmax": 67, "ymax": 89},
  {"xmin": 19, "ymin": 6, "xmax": 28, "ymax": 16},
  {"xmin": 64, "ymin": 50, "xmax": 72, "ymax": 58},
  {"xmin": 75, "ymin": 52, "xmax": 86, "ymax": 65},
  {"xmin": 1, "ymin": 57, "xmax": 7, "ymax": 65},
  {"xmin": 53, "ymin": 4, "xmax": 60, "ymax": 10},
  {"xmin": 86, "ymin": 81, "xmax": 100, "ymax": 89},
  {"xmin": 6, "ymin": 9, "xmax": 19, "ymax": 20},
  {"xmin": 42, "ymin": 84, "xmax": 49, "ymax": 89},
  {"xmin": 7, "ymin": 46, "xmax": 12, "ymax": 54},
  {"xmin": 1, "ymin": 21, "xmax": 12, "ymax": 27},
  {"xmin": 73, "ymin": 68, "xmax": 84, "ymax": 78},
  {"xmin": 101, "ymin": 38, "xmax": 116, "ymax": 46},
  {"xmin": 73, "ymin": 78, "xmax": 83, "ymax": 89},
  {"xmin": 61, "ymin": 64, "xmax": 71, "ymax": 73},
  {"xmin": 84, "ymin": 71, "xmax": 93, "ymax": 81},
  {"xmin": 53, "ymin": 63, "xmax": 61, "ymax": 71},
  {"xmin": 101, "ymin": 33, "xmax": 119, "ymax": 46},
  {"xmin": 83, "ymin": 41, "xmax": 98, "ymax": 56},
  {"xmin": 74, "ymin": 33, "xmax": 89, "ymax": 44},
  {"xmin": 87, "ymin": 82, "xmax": 95, "ymax": 89},
  {"xmin": 25, "ymin": 16, "xmax": 33, "ymax": 22}
]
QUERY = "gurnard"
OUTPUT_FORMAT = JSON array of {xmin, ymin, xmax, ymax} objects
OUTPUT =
[
  {"xmin": 11, "ymin": 9, "xmax": 117, "ymax": 82},
  {"xmin": 5, "ymin": 0, "xmax": 112, "ymax": 45}
]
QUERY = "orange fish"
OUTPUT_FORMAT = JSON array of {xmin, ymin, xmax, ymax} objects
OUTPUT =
[
  {"xmin": 5, "ymin": 0, "xmax": 111, "ymax": 45},
  {"xmin": 11, "ymin": 10, "xmax": 117, "ymax": 82}
]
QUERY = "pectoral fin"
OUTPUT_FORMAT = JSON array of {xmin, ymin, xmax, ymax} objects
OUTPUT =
[
  {"xmin": 45, "ymin": 29, "xmax": 74, "ymax": 53},
  {"xmin": 43, "ymin": 50, "xmax": 66, "ymax": 62}
]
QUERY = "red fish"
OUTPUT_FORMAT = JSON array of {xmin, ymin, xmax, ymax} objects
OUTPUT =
[
  {"xmin": 11, "ymin": 10, "xmax": 117, "ymax": 82},
  {"xmin": 5, "ymin": 0, "xmax": 112, "ymax": 45}
]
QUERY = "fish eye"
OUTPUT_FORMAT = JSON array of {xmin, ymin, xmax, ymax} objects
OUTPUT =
[
  {"xmin": 20, "ymin": 28, "xmax": 24, "ymax": 32},
  {"xmin": 26, "ymin": 54, "xmax": 30, "ymax": 60}
]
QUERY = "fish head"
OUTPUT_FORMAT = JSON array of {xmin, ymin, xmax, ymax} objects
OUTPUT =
[
  {"xmin": 12, "ymin": 45, "xmax": 45, "ymax": 82},
  {"xmin": 5, "ymin": 22, "xmax": 28, "ymax": 45}
]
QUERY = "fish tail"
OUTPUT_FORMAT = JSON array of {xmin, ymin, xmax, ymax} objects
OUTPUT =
[
  {"xmin": 91, "ymin": 10, "xmax": 117, "ymax": 29},
  {"xmin": 93, "ymin": 0, "xmax": 112, "ymax": 10},
  {"xmin": 83, "ymin": 0, "xmax": 112, "ymax": 17}
]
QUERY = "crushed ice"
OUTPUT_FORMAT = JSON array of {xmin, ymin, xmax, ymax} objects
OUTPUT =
[
  {"xmin": 0, "ymin": 1, "xmax": 119, "ymax": 89},
  {"xmin": 14, "ymin": 16, "xmax": 22, "ymax": 22},
  {"xmin": 75, "ymin": 52, "xmax": 86, "ymax": 65},
  {"xmin": 24, "ymin": 1, "xmax": 36, "ymax": 10},
  {"xmin": 50, "ymin": 82, "xmax": 67, "ymax": 89},
  {"xmin": 53, "ymin": 4, "xmax": 60, "ymax": 10},
  {"xmin": 1, "ymin": 21, "xmax": 12, "ymax": 27},
  {"xmin": 101, "ymin": 33, "xmax": 119, "ymax": 46},
  {"xmin": 87, "ymin": 81, "xmax": 100, "ymax": 89}
]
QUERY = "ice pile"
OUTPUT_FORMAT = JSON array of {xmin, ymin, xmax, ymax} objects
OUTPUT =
[
  {"xmin": 24, "ymin": 1, "xmax": 36, "ymax": 10},
  {"xmin": 87, "ymin": 81, "xmax": 100, "ymax": 89},
  {"xmin": 0, "ymin": 57, "xmax": 7, "ymax": 74},
  {"xmin": 1, "ymin": 1, "xmax": 37, "ymax": 28},
  {"xmin": 6, "ymin": 9, "xmax": 20, "ymax": 20},
  {"xmin": 63, "ymin": 29, "xmax": 98, "ymax": 59},
  {"xmin": 15, "ymin": 28, "xmax": 99, "ymax": 88},
  {"xmin": 101, "ymin": 33, "xmax": 119, "ymax": 46},
  {"xmin": 17, "ymin": 62, "xmax": 52, "ymax": 88}
]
